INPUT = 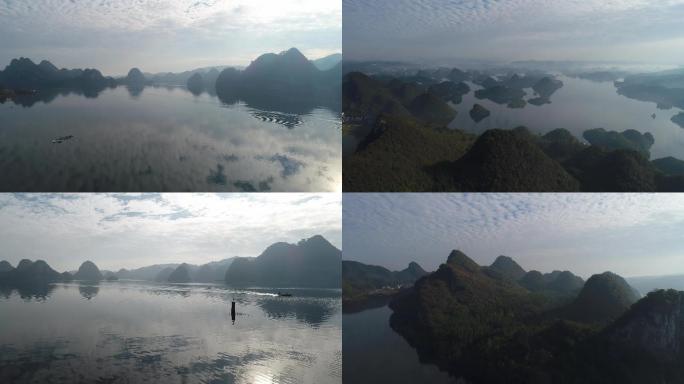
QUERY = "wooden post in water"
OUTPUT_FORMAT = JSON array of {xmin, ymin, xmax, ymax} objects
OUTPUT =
[{"xmin": 231, "ymin": 301, "xmax": 236, "ymax": 324}]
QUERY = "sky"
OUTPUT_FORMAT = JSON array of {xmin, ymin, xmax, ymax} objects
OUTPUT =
[
  {"xmin": 343, "ymin": 193, "xmax": 684, "ymax": 278},
  {"xmin": 0, "ymin": 193, "xmax": 341, "ymax": 272},
  {"xmin": 0, "ymin": 0, "xmax": 341, "ymax": 75},
  {"xmin": 344, "ymin": 0, "xmax": 684, "ymax": 65}
]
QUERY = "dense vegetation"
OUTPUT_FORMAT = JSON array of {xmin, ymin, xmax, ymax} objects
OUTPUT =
[
  {"xmin": 386, "ymin": 250, "xmax": 684, "ymax": 383},
  {"xmin": 343, "ymin": 69, "xmax": 684, "ymax": 192}
]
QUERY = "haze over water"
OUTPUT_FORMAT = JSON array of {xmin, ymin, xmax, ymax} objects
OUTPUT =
[
  {"xmin": 0, "ymin": 86, "xmax": 341, "ymax": 192},
  {"xmin": 0, "ymin": 281, "xmax": 342, "ymax": 384}
]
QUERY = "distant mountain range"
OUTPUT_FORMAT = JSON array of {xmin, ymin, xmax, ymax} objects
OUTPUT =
[
  {"xmin": 313, "ymin": 53, "xmax": 343, "ymax": 71},
  {"xmin": 0, "ymin": 58, "xmax": 117, "ymax": 92},
  {"xmin": 0, "ymin": 48, "xmax": 342, "ymax": 112},
  {"xmin": 380, "ymin": 250, "xmax": 684, "ymax": 383},
  {"xmin": 342, "ymin": 260, "xmax": 428, "ymax": 312},
  {"xmin": 215, "ymin": 48, "xmax": 341, "ymax": 110},
  {"xmin": 225, "ymin": 235, "xmax": 341, "ymax": 288},
  {"xmin": 117, "ymin": 257, "xmax": 236, "ymax": 283},
  {"xmin": 0, "ymin": 235, "xmax": 340, "ymax": 289}
]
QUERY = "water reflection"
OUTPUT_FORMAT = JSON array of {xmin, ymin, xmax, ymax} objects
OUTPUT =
[
  {"xmin": 0, "ymin": 85, "xmax": 341, "ymax": 192},
  {"xmin": 78, "ymin": 282, "xmax": 100, "ymax": 300},
  {"xmin": 0, "ymin": 283, "xmax": 57, "ymax": 302},
  {"xmin": 126, "ymin": 84, "xmax": 145, "ymax": 99},
  {"xmin": 447, "ymin": 76, "xmax": 684, "ymax": 160},
  {"xmin": 343, "ymin": 305, "xmax": 457, "ymax": 384},
  {"xmin": 257, "ymin": 297, "xmax": 336, "ymax": 327},
  {"xmin": 0, "ymin": 282, "xmax": 341, "ymax": 383}
]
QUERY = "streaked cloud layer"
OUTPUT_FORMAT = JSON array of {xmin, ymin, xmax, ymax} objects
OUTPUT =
[
  {"xmin": 344, "ymin": 0, "xmax": 684, "ymax": 64},
  {"xmin": 0, "ymin": 193, "xmax": 341, "ymax": 272},
  {"xmin": 343, "ymin": 193, "xmax": 684, "ymax": 278},
  {"xmin": 0, "ymin": 0, "xmax": 341, "ymax": 74}
]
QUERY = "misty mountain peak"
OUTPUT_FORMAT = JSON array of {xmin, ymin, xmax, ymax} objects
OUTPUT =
[
  {"xmin": 280, "ymin": 47, "xmax": 306, "ymax": 60},
  {"xmin": 407, "ymin": 261, "xmax": 423, "ymax": 272},
  {"xmin": 38, "ymin": 60, "xmax": 58, "ymax": 72},
  {"xmin": 298, "ymin": 234, "xmax": 334, "ymax": 251},
  {"xmin": 74, "ymin": 260, "xmax": 103, "ymax": 281},
  {"xmin": 0, "ymin": 260, "xmax": 14, "ymax": 272},
  {"xmin": 17, "ymin": 259, "xmax": 33, "ymax": 270}
]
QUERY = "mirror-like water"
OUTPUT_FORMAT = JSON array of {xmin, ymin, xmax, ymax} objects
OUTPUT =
[
  {"xmin": 0, "ymin": 281, "xmax": 342, "ymax": 384},
  {"xmin": 0, "ymin": 86, "xmax": 341, "ymax": 192},
  {"xmin": 449, "ymin": 76, "xmax": 684, "ymax": 159},
  {"xmin": 343, "ymin": 305, "xmax": 457, "ymax": 384}
]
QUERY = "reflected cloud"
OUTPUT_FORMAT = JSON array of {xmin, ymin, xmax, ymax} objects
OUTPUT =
[{"xmin": 0, "ymin": 86, "xmax": 341, "ymax": 192}]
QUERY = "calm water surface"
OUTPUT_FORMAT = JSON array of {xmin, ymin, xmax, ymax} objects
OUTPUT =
[
  {"xmin": 0, "ymin": 281, "xmax": 341, "ymax": 384},
  {"xmin": 0, "ymin": 86, "xmax": 341, "ymax": 192},
  {"xmin": 449, "ymin": 76, "xmax": 684, "ymax": 159},
  {"xmin": 343, "ymin": 305, "xmax": 457, "ymax": 384}
]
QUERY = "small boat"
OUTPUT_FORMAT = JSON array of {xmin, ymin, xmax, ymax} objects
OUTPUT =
[
  {"xmin": 51, "ymin": 135, "xmax": 74, "ymax": 144},
  {"xmin": 277, "ymin": 292, "xmax": 292, "ymax": 297}
]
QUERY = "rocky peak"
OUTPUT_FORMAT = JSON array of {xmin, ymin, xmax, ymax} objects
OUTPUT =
[
  {"xmin": 74, "ymin": 260, "xmax": 103, "ymax": 281},
  {"xmin": 446, "ymin": 250, "xmax": 479, "ymax": 272},
  {"xmin": 489, "ymin": 255, "xmax": 526, "ymax": 280},
  {"xmin": 606, "ymin": 289, "xmax": 684, "ymax": 360}
]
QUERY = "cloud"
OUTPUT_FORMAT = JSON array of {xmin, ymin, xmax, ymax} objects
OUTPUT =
[
  {"xmin": 0, "ymin": 0, "xmax": 341, "ymax": 74},
  {"xmin": 0, "ymin": 193, "xmax": 341, "ymax": 272},
  {"xmin": 343, "ymin": 193, "xmax": 684, "ymax": 278},
  {"xmin": 343, "ymin": 0, "xmax": 684, "ymax": 63}
]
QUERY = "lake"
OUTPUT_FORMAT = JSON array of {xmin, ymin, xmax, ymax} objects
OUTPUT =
[
  {"xmin": 343, "ymin": 305, "xmax": 459, "ymax": 384},
  {"xmin": 449, "ymin": 75, "xmax": 684, "ymax": 160},
  {"xmin": 0, "ymin": 281, "xmax": 342, "ymax": 384},
  {"xmin": 0, "ymin": 86, "xmax": 341, "ymax": 192}
]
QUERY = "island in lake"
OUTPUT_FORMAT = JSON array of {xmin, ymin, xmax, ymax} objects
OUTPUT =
[{"xmin": 343, "ymin": 64, "xmax": 684, "ymax": 192}]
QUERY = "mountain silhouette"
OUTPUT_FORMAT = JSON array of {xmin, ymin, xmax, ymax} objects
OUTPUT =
[
  {"xmin": 0, "ymin": 58, "xmax": 116, "ymax": 90},
  {"xmin": 0, "ymin": 259, "xmax": 62, "ymax": 286},
  {"xmin": 0, "ymin": 260, "xmax": 13, "ymax": 272},
  {"xmin": 225, "ymin": 235, "xmax": 341, "ymax": 288},
  {"xmin": 125, "ymin": 68, "xmax": 147, "ymax": 86},
  {"xmin": 343, "ymin": 260, "xmax": 427, "ymax": 293},
  {"xmin": 312, "ymin": 53, "xmax": 342, "ymax": 71},
  {"xmin": 154, "ymin": 267, "xmax": 175, "ymax": 282},
  {"xmin": 168, "ymin": 263, "xmax": 192, "ymax": 283},
  {"xmin": 488, "ymin": 255, "xmax": 526, "ymax": 280},
  {"xmin": 73, "ymin": 261, "xmax": 103, "ymax": 281},
  {"xmin": 215, "ymin": 48, "xmax": 341, "ymax": 111}
]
